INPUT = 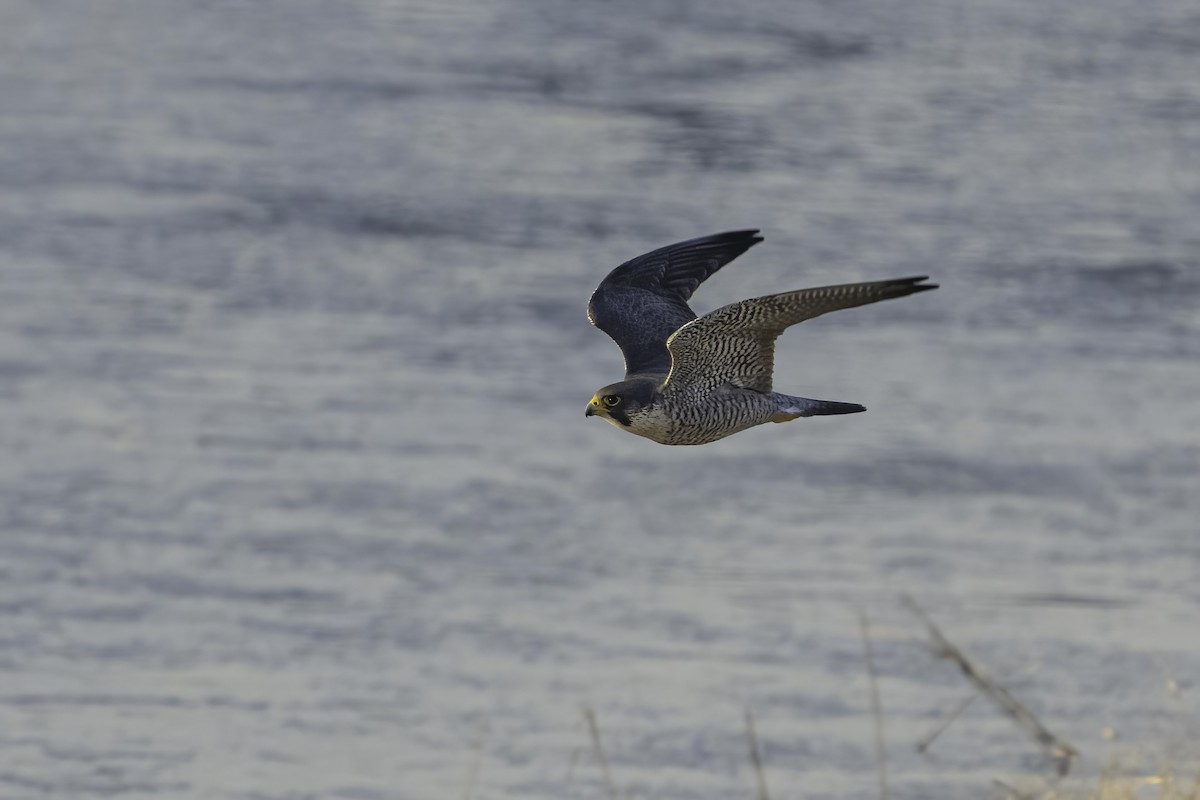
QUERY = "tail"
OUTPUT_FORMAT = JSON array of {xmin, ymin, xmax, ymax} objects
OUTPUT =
[{"xmin": 771, "ymin": 393, "xmax": 866, "ymax": 422}]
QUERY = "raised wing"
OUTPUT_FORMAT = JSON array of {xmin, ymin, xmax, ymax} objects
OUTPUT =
[
  {"xmin": 587, "ymin": 230, "xmax": 764, "ymax": 378},
  {"xmin": 665, "ymin": 276, "xmax": 937, "ymax": 393}
]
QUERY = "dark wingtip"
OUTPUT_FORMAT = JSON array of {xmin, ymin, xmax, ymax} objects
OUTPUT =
[
  {"xmin": 894, "ymin": 276, "xmax": 938, "ymax": 294},
  {"xmin": 711, "ymin": 228, "xmax": 764, "ymax": 245}
]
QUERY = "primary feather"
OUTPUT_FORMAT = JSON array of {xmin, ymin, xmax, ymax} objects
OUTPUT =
[
  {"xmin": 665, "ymin": 277, "xmax": 936, "ymax": 393},
  {"xmin": 586, "ymin": 230, "xmax": 763, "ymax": 377}
]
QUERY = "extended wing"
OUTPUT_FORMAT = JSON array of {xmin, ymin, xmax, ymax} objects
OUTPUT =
[
  {"xmin": 587, "ymin": 230, "xmax": 763, "ymax": 378},
  {"xmin": 665, "ymin": 276, "xmax": 937, "ymax": 393}
]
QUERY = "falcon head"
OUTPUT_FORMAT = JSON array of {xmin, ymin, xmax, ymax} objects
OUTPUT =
[{"xmin": 585, "ymin": 378, "xmax": 657, "ymax": 427}]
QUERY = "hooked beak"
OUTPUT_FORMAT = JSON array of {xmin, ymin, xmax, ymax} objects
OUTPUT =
[{"xmin": 585, "ymin": 396, "xmax": 601, "ymax": 418}]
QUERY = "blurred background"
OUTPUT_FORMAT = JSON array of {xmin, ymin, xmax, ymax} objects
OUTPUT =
[{"xmin": 1, "ymin": 1, "xmax": 1198, "ymax": 798}]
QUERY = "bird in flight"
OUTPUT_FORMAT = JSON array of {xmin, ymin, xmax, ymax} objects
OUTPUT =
[{"xmin": 585, "ymin": 230, "xmax": 937, "ymax": 445}]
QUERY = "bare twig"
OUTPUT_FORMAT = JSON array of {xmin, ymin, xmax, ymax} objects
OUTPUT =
[
  {"xmin": 917, "ymin": 690, "xmax": 979, "ymax": 753},
  {"xmin": 583, "ymin": 706, "xmax": 619, "ymax": 800},
  {"xmin": 901, "ymin": 595, "xmax": 1078, "ymax": 776},
  {"xmin": 744, "ymin": 710, "xmax": 771, "ymax": 800},
  {"xmin": 859, "ymin": 610, "xmax": 891, "ymax": 800}
]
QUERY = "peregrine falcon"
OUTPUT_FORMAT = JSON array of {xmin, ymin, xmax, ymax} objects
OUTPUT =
[{"xmin": 585, "ymin": 230, "xmax": 937, "ymax": 445}]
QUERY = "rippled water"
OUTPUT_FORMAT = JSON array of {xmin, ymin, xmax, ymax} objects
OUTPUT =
[{"xmin": 2, "ymin": 1, "xmax": 1198, "ymax": 798}]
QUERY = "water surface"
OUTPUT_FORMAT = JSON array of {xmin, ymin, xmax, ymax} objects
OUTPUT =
[{"xmin": 1, "ymin": 1, "xmax": 1198, "ymax": 798}]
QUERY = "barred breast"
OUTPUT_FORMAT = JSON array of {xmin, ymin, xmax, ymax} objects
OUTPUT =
[{"xmin": 639, "ymin": 385, "xmax": 779, "ymax": 445}]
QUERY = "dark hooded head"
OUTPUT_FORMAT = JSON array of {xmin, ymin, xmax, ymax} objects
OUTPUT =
[{"xmin": 585, "ymin": 377, "xmax": 658, "ymax": 427}]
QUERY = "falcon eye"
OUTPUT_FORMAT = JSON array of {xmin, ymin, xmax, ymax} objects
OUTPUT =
[{"xmin": 602, "ymin": 395, "xmax": 621, "ymax": 408}]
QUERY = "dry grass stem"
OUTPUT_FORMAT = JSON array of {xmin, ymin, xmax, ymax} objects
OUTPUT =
[
  {"xmin": 917, "ymin": 690, "xmax": 980, "ymax": 753},
  {"xmin": 583, "ymin": 706, "xmax": 619, "ymax": 800},
  {"xmin": 744, "ymin": 709, "xmax": 771, "ymax": 800},
  {"xmin": 859, "ymin": 610, "xmax": 891, "ymax": 800},
  {"xmin": 901, "ymin": 595, "xmax": 1079, "ymax": 776}
]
